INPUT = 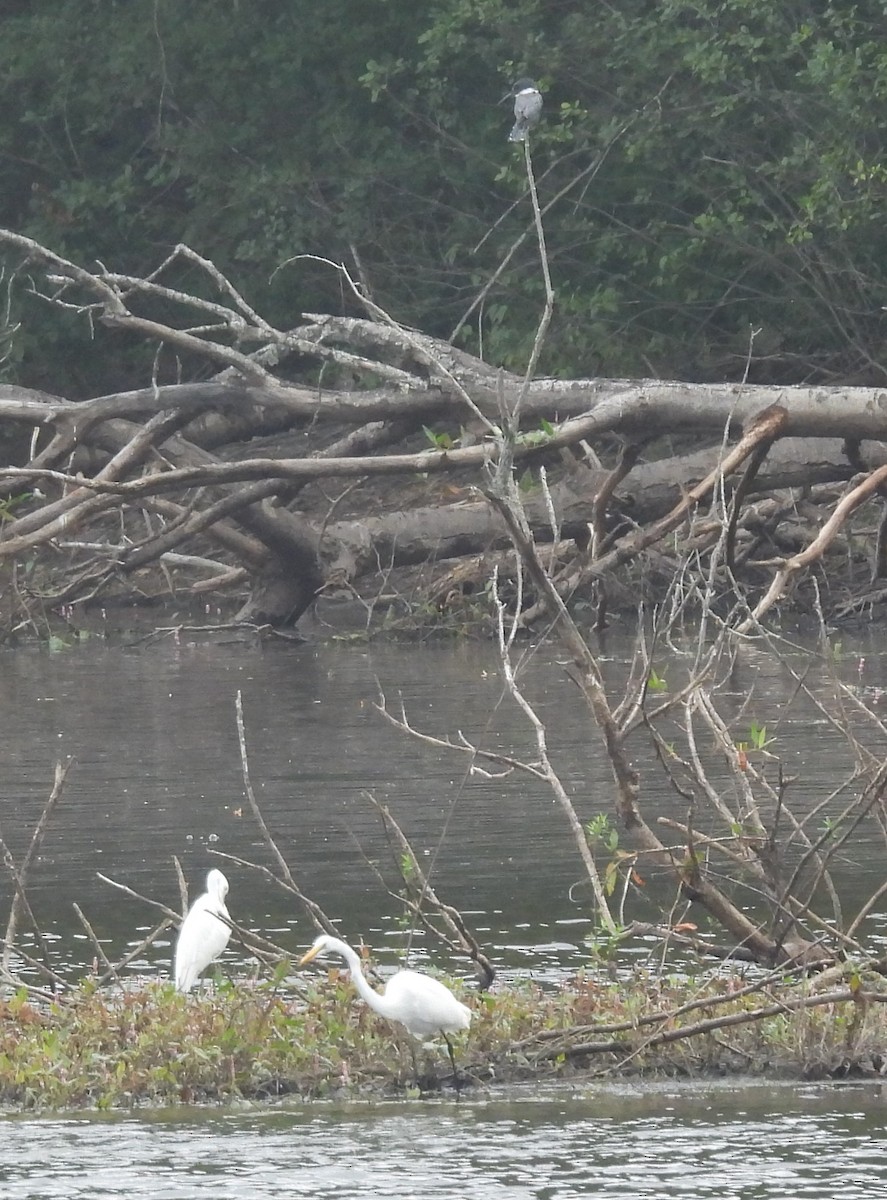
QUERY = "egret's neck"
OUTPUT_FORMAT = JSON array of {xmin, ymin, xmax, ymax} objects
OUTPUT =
[{"xmin": 334, "ymin": 940, "xmax": 392, "ymax": 1019}]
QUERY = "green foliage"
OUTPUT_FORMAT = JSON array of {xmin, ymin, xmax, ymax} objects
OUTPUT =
[
  {"xmin": 4, "ymin": 966, "xmax": 887, "ymax": 1107},
  {"xmin": 515, "ymin": 422, "xmax": 554, "ymax": 448},
  {"xmin": 646, "ymin": 668, "xmax": 668, "ymax": 693},
  {"xmin": 585, "ymin": 921, "xmax": 628, "ymax": 965},
  {"xmin": 0, "ymin": 492, "xmax": 34, "ymax": 522},
  {"xmin": 748, "ymin": 721, "xmax": 770, "ymax": 751},
  {"xmin": 517, "ymin": 467, "xmax": 537, "ymax": 492},
  {"xmin": 4, "ymin": 0, "xmax": 887, "ymax": 391},
  {"xmin": 422, "ymin": 426, "xmax": 455, "ymax": 451},
  {"xmin": 586, "ymin": 812, "xmax": 619, "ymax": 854}
]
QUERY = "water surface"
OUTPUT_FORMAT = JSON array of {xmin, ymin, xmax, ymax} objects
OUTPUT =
[
  {"xmin": 2, "ymin": 633, "xmax": 886, "ymax": 983},
  {"xmin": 2, "ymin": 1081, "xmax": 885, "ymax": 1199}
]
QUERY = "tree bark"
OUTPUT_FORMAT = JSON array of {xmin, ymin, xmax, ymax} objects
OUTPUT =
[{"xmin": 3, "ymin": 229, "xmax": 887, "ymax": 630}]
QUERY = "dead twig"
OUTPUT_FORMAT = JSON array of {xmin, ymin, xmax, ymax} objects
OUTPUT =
[
  {"xmin": 233, "ymin": 690, "xmax": 337, "ymax": 936},
  {"xmin": 363, "ymin": 792, "xmax": 495, "ymax": 989},
  {"xmin": 1, "ymin": 759, "xmax": 74, "ymax": 975}
]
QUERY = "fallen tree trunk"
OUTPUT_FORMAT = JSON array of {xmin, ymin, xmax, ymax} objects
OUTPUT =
[{"xmin": 2, "ymin": 230, "xmax": 887, "ymax": 631}]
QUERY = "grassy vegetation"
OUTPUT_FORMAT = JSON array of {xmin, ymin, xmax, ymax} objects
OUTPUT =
[{"xmin": 3, "ymin": 964, "xmax": 887, "ymax": 1110}]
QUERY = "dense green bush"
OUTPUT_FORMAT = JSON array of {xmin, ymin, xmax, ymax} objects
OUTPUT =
[{"xmin": 3, "ymin": 0, "xmax": 887, "ymax": 391}]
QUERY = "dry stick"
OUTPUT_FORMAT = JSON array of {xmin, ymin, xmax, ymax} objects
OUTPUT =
[
  {"xmin": 198, "ymin": 904, "xmax": 291, "ymax": 975},
  {"xmin": 206, "ymin": 848, "xmax": 329, "ymax": 961},
  {"xmin": 0, "ymin": 408, "xmax": 613, "ymax": 500},
  {"xmin": 518, "ymin": 403, "xmax": 790, "ymax": 628},
  {"xmin": 1, "ymin": 759, "xmax": 73, "ymax": 975},
  {"xmin": 763, "ymin": 638, "xmax": 887, "ymax": 945},
  {"xmin": 590, "ymin": 441, "xmax": 642, "ymax": 557},
  {"xmin": 0, "ymin": 935, "xmax": 69, "ymax": 992},
  {"xmin": 744, "ymin": 462, "xmax": 887, "ymax": 629},
  {"xmin": 513, "ymin": 961, "xmax": 810, "ymax": 1051},
  {"xmin": 452, "ymin": 113, "xmax": 635, "ymax": 343},
  {"xmin": 777, "ymin": 775, "xmax": 886, "ymax": 946},
  {"xmin": 848, "ymin": 878, "xmax": 887, "ymax": 941},
  {"xmin": 626, "ymin": 919, "xmax": 762, "ymax": 965},
  {"xmin": 490, "ymin": 568, "xmax": 618, "ymax": 936},
  {"xmin": 374, "ymin": 685, "xmax": 539, "ymax": 779},
  {"xmin": 363, "ymin": 792, "xmax": 495, "ymax": 988},
  {"xmin": 43, "ymin": 380, "xmax": 349, "ymax": 574},
  {"xmin": 95, "ymin": 919, "xmax": 175, "ymax": 989},
  {"xmin": 96, "ymin": 872, "xmax": 183, "ymax": 923},
  {"xmin": 3, "ymin": 406, "xmax": 189, "ymax": 547},
  {"xmin": 372, "ymin": 678, "xmax": 620, "ymax": 957},
  {"xmin": 476, "ymin": 214, "xmax": 789, "ymax": 964},
  {"xmin": 72, "ymin": 902, "xmax": 119, "ymax": 985},
  {"xmin": 724, "ymin": 437, "xmax": 771, "ymax": 573},
  {"xmin": 533, "ymin": 986, "xmax": 887, "ymax": 1064},
  {"xmin": 119, "ymin": 243, "xmax": 273, "ymax": 332},
  {"xmin": 233, "ymin": 690, "xmax": 337, "ymax": 936},
  {"xmin": 0, "ymin": 966, "xmax": 59, "ymax": 1004},
  {"xmin": 173, "ymin": 855, "xmax": 188, "ymax": 914},
  {"xmin": 364, "ymin": 664, "xmax": 493, "ymax": 983},
  {"xmin": 0, "ymin": 841, "xmax": 58, "ymax": 979},
  {"xmin": 658, "ymin": 816, "xmax": 843, "ymax": 963},
  {"xmin": 93, "ymin": 874, "xmax": 183, "ymax": 985},
  {"xmin": 490, "ymin": 492, "xmax": 780, "ymax": 962},
  {"xmin": 739, "ymin": 753, "xmax": 846, "ymax": 938},
  {"xmin": 751, "ymin": 623, "xmax": 887, "ymax": 945},
  {"xmin": 288, "ymin": 257, "xmax": 497, "ymax": 437},
  {"xmin": 687, "ymin": 685, "xmax": 839, "ymax": 955},
  {"xmin": 516, "ymin": 136, "xmax": 555, "ymax": 414}
]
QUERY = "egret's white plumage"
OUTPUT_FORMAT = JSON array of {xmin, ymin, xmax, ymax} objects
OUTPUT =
[
  {"xmin": 298, "ymin": 934, "xmax": 472, "ymax": 1039},
  {"xmin": 174, "ymin": 869, "xmax": 231, "ymax": 992}
]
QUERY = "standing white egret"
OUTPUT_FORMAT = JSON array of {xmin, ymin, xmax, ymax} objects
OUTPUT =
[
  {"xmin": 298, "ymin": 934, "xmax": 472, "ymax": 1083},
  {"xmin": 174, "ymin": 868, "xmax": 232, "ymax": 993}
]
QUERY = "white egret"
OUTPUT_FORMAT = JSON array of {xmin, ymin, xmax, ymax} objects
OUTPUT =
[
  {"xmin": 298, "ymin": 934, "xmax": 472, "ymax": 1083},
  {"xmin": 174, "ymin": 868, "xmax": 232, "ymax": 993}
]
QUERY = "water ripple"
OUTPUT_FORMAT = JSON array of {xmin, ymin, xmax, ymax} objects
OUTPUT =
[{"xmin": 1, "ymin": 1083, "xmax": 886, "ymax": 1199}]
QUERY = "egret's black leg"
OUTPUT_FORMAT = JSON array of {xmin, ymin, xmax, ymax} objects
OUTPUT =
[
  {"xmin": 408, "ymin": 1038, "xmax": 419, "ymax": 1087},
  {"xmin": 444, "ymin": 1033, "xmax": 462, "ymax": 1095}
]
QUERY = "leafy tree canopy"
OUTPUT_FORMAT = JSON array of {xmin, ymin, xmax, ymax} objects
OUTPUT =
[{"xmin": 2, "ymin": 0, "xmax": 887, "ymax": 392}]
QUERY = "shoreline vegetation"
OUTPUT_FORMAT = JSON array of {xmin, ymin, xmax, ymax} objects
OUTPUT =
[
  {"xmin": 5, "ymin": 700, "xmax": 887, "ymax": 1113},
  {"xmin": 4, "ymin": 964, "xmax": 887, "ymax": 1111}
]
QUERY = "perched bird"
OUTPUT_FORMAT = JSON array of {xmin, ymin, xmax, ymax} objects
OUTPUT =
[
  {"xmin": 298, "ymin": 934, "xmax": 472, "ymax": 1080},
  {"xmin": 174, "ymin": 868, "xmax": 232, "ymax": 993},
  {"xmin": 508, "ymin": 77, "xmax": 543, "ymax": 143}
]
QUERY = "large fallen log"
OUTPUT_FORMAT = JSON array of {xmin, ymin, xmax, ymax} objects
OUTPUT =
[{"xmin": 2, "ymin": 229, "xmax": 887, "ymax": 629}]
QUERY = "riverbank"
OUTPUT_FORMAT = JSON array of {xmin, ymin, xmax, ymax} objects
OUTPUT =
[{"xmin": 2, "ymin": 966, "xmax": 885, "ymax": 1111}]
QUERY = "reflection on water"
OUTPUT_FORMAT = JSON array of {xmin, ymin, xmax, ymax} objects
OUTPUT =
[
  {"xmin": 1, "ymin": 634, "xmax": 887, "ymax": 985},
  {"xmin": 1, "ymin": 1082, "xmax": 886, "ymax": 1199}
]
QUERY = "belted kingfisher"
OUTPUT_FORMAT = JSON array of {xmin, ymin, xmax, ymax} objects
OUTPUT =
[{"xmin": 508, "ymin": 78, "xmax": 543, "ymax": 143}]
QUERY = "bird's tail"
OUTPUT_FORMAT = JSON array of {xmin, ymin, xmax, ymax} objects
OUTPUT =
[{"xmin": 508, "ymin": 121, "xmax": 528, "ymax": 143}]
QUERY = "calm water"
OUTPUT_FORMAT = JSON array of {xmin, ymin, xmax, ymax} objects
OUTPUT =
[
  {"xmin": 3, "ymin": 634, "xmax": 887, "ymax": 1198},
  {"xmin": 1, "ymin": 633, "xmax": 886, "ymax": 980},
  {"xmin": 2, "ymin": 1082, "xmax": 887, "ymax": 1198}
]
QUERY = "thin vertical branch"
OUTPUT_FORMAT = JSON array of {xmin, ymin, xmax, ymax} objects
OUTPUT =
[
  {"xmin": 514, "ymin": 139, "xmax": 555, "ymax": 421},
  {"xmin": 234, "ymin": 689, "xmax": 337, "ymax": 935},
  {"xmin": 363, "ymin": 792, "xmax": 495, "ymax": 988},
  {"xmin": 1, "ymin": 759, "xmax": 73, "ymax": 973},
  {"xmin": 73, "ymin": 902, "xmax": 120, "ymax": 985},
  {"xmin": 491, "ymin": 569, "xmax": 618, "ymax": 936}
]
